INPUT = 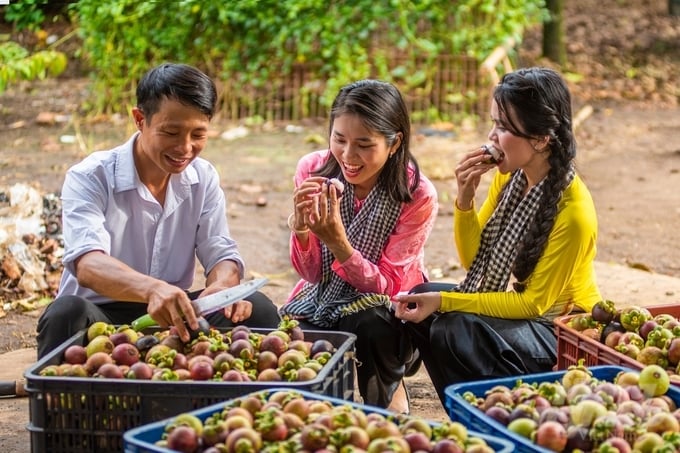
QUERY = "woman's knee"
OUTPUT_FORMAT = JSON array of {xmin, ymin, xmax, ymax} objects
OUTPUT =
[
  {"xmin": 339, "ymin": 309, "xmax": 402, "ymax": 363},
  {"xmin": 340, "ymin": 308, "xmax": 395, "ymax": 339},
  {"xmin": 428, "ymin": 312, "xmax": 479, "ymax": 354},
  {"xmin": 430, "ymin": 311, "xmax": 473, "ymax": 333}
]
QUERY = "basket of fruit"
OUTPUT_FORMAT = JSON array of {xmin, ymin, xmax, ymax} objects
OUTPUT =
[
  {"xmin": 445, "ymin": 363, "xmax": 680, "ymax": 453},
  {"xmin": 554, "ymin": 302, "xmax": 680, "ymax": 380},
  {"xmin": 123, "ymin": 387, "xmax": 515, "ymax": 453},
  {"xmin": 24, "ymin": 319, "xmax": 356, "ymax": 453}
]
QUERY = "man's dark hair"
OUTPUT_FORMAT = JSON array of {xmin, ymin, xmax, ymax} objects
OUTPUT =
[{"xmin": 136, "ymin": 63, "xmax": 217, "ymax": 121}]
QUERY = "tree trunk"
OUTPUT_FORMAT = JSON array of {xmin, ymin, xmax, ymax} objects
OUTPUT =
[
  {"xmin": 543, "ymin": 0, "xmax": 567, "ymax": 65},
  {"xmin": 671, "ymin": 0, "xmax": 680, "ymax": 16}
]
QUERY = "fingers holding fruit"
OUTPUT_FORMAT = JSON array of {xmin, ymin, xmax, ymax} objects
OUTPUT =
[
  {"xmin": 324, "ymin": 177, "xmax": 344, "ymax": 198},
  {"xmin": 147, "ymin": 283, "xmax": 196, "ymax": 342},
  {"xmin": 291, "ymin": 177, "xmax": 324, "ymax": 225},
  {"xmin": 292, "ymin": 177, "xmax": 325, "ymax": 208},
  {"xmin": 294, "ymin": 179, "xmax": 346, "ymax": 242}
]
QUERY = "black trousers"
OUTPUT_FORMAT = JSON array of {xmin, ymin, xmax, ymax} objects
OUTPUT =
[
  {"xmin": 406, "ymin": 282, "xmax": 557, "ymax": 405},
  {"xmin": 295, "ymin": 305, "xmax": 414, "ymax": 409},
  {"xmin": 36, "ymin": 291, "xmax": 281, "ymax": 360}
]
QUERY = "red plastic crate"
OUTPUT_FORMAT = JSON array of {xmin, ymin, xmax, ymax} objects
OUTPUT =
[{"xmin": 554, "ymin": 303, "xmax": 680, "ymax": 371}]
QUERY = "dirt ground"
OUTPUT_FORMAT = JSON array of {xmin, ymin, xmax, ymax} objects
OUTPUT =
[{"xmin": 1, "ymin": 1, "xmax": 679, "ymax": 451}]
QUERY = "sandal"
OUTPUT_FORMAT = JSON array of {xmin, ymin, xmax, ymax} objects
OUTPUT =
[{"xmin": 388, "ymin": 379, "xmax": 411, "ymax": 415}]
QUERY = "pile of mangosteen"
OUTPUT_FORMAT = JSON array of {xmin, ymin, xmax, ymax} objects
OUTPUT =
[
  {"xmin": 568, "ymin": 301, "xmax": 680, "ymax": 379},
  {"xmin": 38, "ymin": 317, "xmax": 339, "ymax": 382},
  {"xmin": 464, "ymin": 362, "xmax": 679, "ymax": 452},
  {"xmin": 156, "ymin": 389, "xmax": 496, "ymax": 453}
]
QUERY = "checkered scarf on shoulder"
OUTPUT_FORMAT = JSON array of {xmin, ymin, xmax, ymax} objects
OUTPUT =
[
  {"xmin": 457, "ymin": 170, "xmax": 547, "ymax": 293},
  {"xmin": 280, "ymin": 180, "xmax": 402, "ymax": 328}
]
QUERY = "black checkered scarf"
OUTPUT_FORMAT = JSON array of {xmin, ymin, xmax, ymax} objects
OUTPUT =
[
  {"xmin": 280, "ymin": 180, "xmax": 402, "ymax": 328},
  {"xmin": 458, "ymin": 170, "xmax": 547, "ymax": 293}
]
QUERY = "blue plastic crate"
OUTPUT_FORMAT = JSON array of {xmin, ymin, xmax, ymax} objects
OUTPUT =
[
  {"xmin": 444, "ymin": 365, "xmax": 680, "ymax": 453},
  {"xmin": 123, "ymin": 388, "xmax": 515, "ymax": 453},
  {"xmin": 24, "ymin": 328, "xmax": 356, "ymax": 453}
]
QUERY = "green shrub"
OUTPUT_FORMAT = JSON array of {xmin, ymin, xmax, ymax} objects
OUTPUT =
[
  {"xmin": 68, "ymin": 0, "xmax": 545, "ymax": 118},
  {"xmin": 0, "ymin": 41, "xmax": 67, "ymax": 93},
  {"xmin": 3, "ymin": 0, "xmax": 48, "ymax": 31}
]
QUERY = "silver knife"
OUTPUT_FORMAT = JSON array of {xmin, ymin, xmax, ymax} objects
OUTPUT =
[
  {"xmin": 131, "ymin": 278, "xmax": 269, "ymax": 331},
  {"xmin": 190, "ymin": 277, "xmax": 269, "ymax": 316}
]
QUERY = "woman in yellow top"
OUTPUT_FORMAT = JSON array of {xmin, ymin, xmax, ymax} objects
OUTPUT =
[{"xmin": 394, "ymin": 67, "xmax": 602, "ymax": 404}]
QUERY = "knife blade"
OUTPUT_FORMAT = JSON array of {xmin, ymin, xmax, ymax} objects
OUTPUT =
[
  {"xmin": 190, "ymin": 277, "xmax": 269, "ymax": 316},
  {"xmin": 131, "ymin": 278, "xmax": 269, "ymax": 331}
]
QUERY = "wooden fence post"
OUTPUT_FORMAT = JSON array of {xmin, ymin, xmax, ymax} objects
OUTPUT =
[{"xmin": 479, "ymin": 37, "xmax": 516, "ymax": 86}]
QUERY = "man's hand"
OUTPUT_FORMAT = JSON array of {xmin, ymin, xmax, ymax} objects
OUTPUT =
[
  {"xmin": 198, "ymin": 284, "xmax": 254, "ymax": 324},
  {"xmin": 222, "ymin": 300, "xmax": 253, "ymax": 323},
  {"xmin": 202, "ymin": 260, "xmax": 251, "ymax": 323},
  {"xmin": 146, "ymin": 281, "xmax": 198, "ymax": 342},
  {"xmin": 75, "ymin": 251, "xmax": 199, "ymax": 341}
]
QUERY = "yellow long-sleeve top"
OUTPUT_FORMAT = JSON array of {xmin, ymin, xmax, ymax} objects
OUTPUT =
[{"xmin": 441, "ymin": 171, "xmax": 602, "ymax": 320}]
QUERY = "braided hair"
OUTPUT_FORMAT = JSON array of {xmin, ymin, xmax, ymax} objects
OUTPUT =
[{"xmin": 493, "ymin": 67, "xmax": 577, "ymax": 292}]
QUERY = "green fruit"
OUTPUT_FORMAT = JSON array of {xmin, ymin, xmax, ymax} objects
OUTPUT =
[
  {"xmin": 400, "ymin": 418, "xmax": 433, "ymax": 438},
  {"xmin": 570, "ymin": 399, "xmax": 608, "ymax": 427},
  {"xmin": 119, "ymin": 328, "xmax": 139, "ymax": 344},
  {"xmin": 633, "ymin": 431, "xmax": 665, "ymax": 453},
  {"xmin": 638, "ymin": 364, "xmax": 671, "ymax": 397},
  {"xmin": 506, "ymin": 418, "xmax": 537, "ymax": 439},
  {"xmin": 86, "ymin": 335, "xmax": 114, "ymax": 357},
  {"xmin": 447, "ymin": 421, "xmax": 468, "ymax": 444},
  {"xmin": 562, "ymin": 367, "xmax": 592, "ymax": 390},
  {"xmin": 636, "ymin": 345, "xmax": 669, "ymax": 368},
  {"xmin": 87, "ymin": 321, "xmax": 114, "ymax": 342},
  {"xmin": 172, "ymin": 413, "xmax": 203, "ymax": 436},
  {"xmin": 615, "ymin": 370, "xmax": 640, "ymax": 387}
]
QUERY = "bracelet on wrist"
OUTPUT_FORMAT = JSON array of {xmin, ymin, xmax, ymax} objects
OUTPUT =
[{"xmin": 287, "ymin": 213, "xmax": 309, "ymax": 234}]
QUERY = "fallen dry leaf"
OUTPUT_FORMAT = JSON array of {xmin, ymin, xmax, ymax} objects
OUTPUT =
[{"xmin": 1, "ymin": 256, "xmax": 22, "ymax": 281}]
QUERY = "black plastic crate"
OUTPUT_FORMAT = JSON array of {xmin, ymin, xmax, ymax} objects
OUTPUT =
[
  {"xmin": 24, "ymin": 328, "xmax": 356, "ymax": 453},
  {"xmin": 123, "ymin": 388, "xmax": 515, "ymax": 453}
]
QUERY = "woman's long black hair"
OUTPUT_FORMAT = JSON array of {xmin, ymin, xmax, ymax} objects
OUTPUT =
[
  {"xmin": 494, "ymin": 67, "xmax": 577, "ymax": 292},
  {"xmin": 313, "ymin": 79, "xmax": 420, "ymax": 203}
]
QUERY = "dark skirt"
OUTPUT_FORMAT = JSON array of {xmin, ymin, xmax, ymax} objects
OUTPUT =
[
  {"xmin": 406, "ymin": 282, "xmax": 557, "ymax": 404},
  {"xmin": 294, "ymin": 305, "xmax": 415, "ymax": 408}
]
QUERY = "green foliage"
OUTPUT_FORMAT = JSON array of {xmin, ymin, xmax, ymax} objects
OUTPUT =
[
  {"xmin": 0, "ymin": 42, "xmax": 68, "ymax": 93},
  {"xmin": 450, "ymin": 0, "xmax": 549, "ymax": 58},
  {"xmin": 68, "ymin": 0, "xmax": 546, "ymax": 118},
  {"xmin": 3, "ymin": 0, "xmax": 49, "ymax": 31}
]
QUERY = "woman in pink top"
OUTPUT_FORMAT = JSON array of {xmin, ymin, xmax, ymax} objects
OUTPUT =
[{"xmin": 280, "ymin": 79, "xmax": 438, "ymax": 410}]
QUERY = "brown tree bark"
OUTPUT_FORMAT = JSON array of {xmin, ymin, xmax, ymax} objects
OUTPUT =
[
  {"xmin": 671, "ymin": 0, "xmax": 680, "ymax": 16},
  {"xmin": 542, "ymin": 0, "xmax": 567, "ymax": 65}
]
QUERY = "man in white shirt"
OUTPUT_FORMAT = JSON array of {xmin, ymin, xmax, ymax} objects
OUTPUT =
[{"xmin": 36, "ymin": 63, "xmax": 280, "ymax": 359}]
